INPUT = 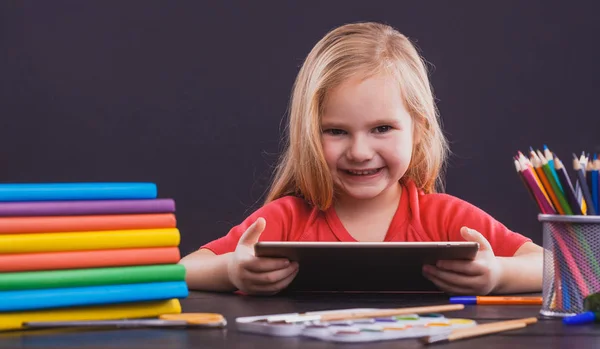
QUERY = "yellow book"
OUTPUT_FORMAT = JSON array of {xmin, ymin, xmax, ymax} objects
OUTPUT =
[
  {"xmin": 0, "ymin": 298, "xmax": 181, "ymax": 331},
  {"xmin": 0, "ymin": 228, "xmax": 180, "ymax": 254}
]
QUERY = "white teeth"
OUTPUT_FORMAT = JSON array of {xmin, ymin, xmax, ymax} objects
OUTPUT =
[{"xmin": 346, "ymin": 169, "xmax": 378, "ymax": 175}]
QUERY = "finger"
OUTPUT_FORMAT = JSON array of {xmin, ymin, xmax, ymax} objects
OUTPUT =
[
  {"xmin": 422, "ymin": 265, "xmax": 477, "ymax": 291},
  {"xmin": 243, "ymin": 256, "xmax": 291, "ymax": 273},
  {"xmin": 248, "ymin": 263, "xmax": 298, "ymax": 286},
  {"xmin": 238, "ymin": 217, "xmax": 266, "ymax": 248},
  {"xmin": 460, "ymin": 227, "xmax": 493, "ymax": 252},
  {"xmin": 435, "ymin": 259, "xmax": 486, "ymax": 276},
  {"xmin": 424, "ymin": 270, "xmax": 474, "ymax": 295},
  {"xmin": 250, "ymin": 266, "xmax": 299, "ymax": 294}
]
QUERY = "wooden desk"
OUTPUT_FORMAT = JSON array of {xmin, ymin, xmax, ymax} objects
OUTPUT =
[{"xmin": 2, "ymin": 291, "xmax": 600, "ymax": 348}]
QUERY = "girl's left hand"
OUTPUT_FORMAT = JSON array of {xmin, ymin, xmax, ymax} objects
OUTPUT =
[{"xmin": 422, "ymin": 227, "xmax": 502, "ymax": 295}]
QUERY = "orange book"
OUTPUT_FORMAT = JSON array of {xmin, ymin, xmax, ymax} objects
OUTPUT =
[
  {"xmin": 0, "ymin": 247, "xmax": 181, "ymax": 272},
  {"xmin": 0, "ymin": 213, "xmax": 176, "ymax": 234}
]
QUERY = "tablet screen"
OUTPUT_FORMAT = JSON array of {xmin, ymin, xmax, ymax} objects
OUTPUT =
[{"xmin": 254, "ymin": 241, "xmax": 479, "ymax": 293}]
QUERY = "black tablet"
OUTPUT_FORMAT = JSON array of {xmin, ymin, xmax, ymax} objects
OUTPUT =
[{"xmin": 254, "ymin": 241, "xmax": 479, "ymax": 293}]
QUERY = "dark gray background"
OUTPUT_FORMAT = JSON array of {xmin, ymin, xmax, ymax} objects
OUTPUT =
[{"xmin": 1, "ymin": 1, "xmax": 598, "ymax": 255}]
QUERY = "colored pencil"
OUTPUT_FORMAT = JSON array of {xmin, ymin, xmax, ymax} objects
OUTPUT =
[
  {"xmin": 554, "ymin": 156, "xmax": 584, "ymax": 215},
  {"xmin": 587, "ymin": 160, "xmax": 595, "ymax": 212},
  {"xmin": 532, "ymin": 151, "xmax": 564, "ymax": 214},
  {"xmin": 573, "ymin": 155, "xmax": 597, "ymax": 215},
  {"xmin": 515, "ymin": 159, "xmax": 543, "ymax": 212},
  {"xmin": 519, "ymin": 152, "xmax": 553, "ymax": 206},
  {"xmin": 518, "ymin": 156, "xmax": 555, "ymax": 214},
  {"xmin": 575, "ymin": 180, "xmax": 587, "ymax": 214},
  {"xmin": 538, "ymin": 151, "xmax": 572, "ymax": 214},
  {"xmin": 592, "ymin": 155, "xmax": 599, "ymax": 214},
  {"xmin": 544, "ymin": 145, "xmax": 564, "ymax": 192}
]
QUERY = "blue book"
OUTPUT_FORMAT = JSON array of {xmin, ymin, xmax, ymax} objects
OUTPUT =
[
  {"xmin": 0, "ymin": 183, "xmax": 157, "ymax": 202},
  {"xmin": 0, "ymin": 281, "xmax": 188, "ymax": 312}
]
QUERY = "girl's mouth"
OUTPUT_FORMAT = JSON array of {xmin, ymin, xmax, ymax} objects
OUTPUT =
[{"xmin": 343, "ymin": 168, "xmax": 383, "ymax": 176}]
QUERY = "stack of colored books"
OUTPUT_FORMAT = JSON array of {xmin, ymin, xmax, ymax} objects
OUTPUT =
[{"xmin": 0, "ymin": 182, "xmax": 188, "ymax": 331}]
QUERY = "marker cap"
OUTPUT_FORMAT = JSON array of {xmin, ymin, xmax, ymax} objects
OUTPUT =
[
  {"xmin": 563, "ymin": 311, "xmax": 597, "ymax": 325},
  {"xmin": 449, "ymin": 296, "xmax": 477, "ymax": 305}
]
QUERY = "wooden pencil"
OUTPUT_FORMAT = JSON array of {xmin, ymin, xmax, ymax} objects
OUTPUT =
[
  {"xmin": 267, "ymin": 304, "xmax": 465, "ymax": 323},
  {"xmin": 519, "ymin": 152, "xmax": 552, "ymax": 205},
  {"xmin": 518, "ymin": 156, "xmax": 556, "ymax": 214},
  {"xmin": 577, "ymin": 153, "xmax": 588, "ymax": 213},
  {"xmin": 587, "ymin": 160, "xmax": 595, "ymax": 213},
  {"xmin": 420, "ymin": 317, "xmax": 538, "ymax": 344},
  {"xmin": 592, "ymin": 155, "xmax": 599, "ymax": 214},
  {"xmin": 532, "ymin": 151, "xmax": 563, "ymax": 214},
  {"xmin": 538, "ymin": 151, "xmax": 572, "ymax": 215},
  {"xmin": 515, "ymin": 158, "xmax": 544, "ymax": 212},
  {"xmin": 554, "ymin": 156, "xmax": 584, "ymax": 215},
  {"xmin": 574, "ymin": 155, "xmax": 597, "ymax": 215},
  {"xmin": 544, "ymin": 145, "xmax": 564, "ymax": 192}
]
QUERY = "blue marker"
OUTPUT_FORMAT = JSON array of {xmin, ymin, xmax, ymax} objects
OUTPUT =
[
  {"xmin": 563, "ymin": 311, "xmax": 598, "ymax": 325},
  {"xmin": 449, "ymin": 296, "xmax": 543, "ymax": 305},
  {"xmin": 449, "ymin": 296, "xmax": 478, "ymax": 305}
]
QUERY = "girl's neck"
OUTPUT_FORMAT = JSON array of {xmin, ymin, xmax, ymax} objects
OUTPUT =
[{"xmin": 333, "ymin": 182, "xmax": 402, "ymax": 217}]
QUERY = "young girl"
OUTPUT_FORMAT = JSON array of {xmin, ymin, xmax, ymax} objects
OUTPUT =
[{"xmin": 180, "ymin": 22, "xmax": 543, "ymax": 296}]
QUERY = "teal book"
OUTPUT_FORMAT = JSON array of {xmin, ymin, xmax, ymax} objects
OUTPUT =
[
  {"xmin": 0, "ymin": 281, "xmax": 188, "ymax": 312},
  {"xmin": 0, "ymin": 183, "xmax": 157, "ymax": 202}
]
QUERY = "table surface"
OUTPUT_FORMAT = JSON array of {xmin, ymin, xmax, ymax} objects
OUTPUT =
[{"xmin": 2, "ymin": 291, "xmax": 600, "ymax": 349}]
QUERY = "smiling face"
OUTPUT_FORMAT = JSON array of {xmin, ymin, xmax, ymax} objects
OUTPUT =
[{"xmin": 320, "ymin": 73, "xmax": 414, "ymax": 203}]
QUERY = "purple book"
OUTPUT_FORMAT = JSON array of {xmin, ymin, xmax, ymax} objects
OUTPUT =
[{"xmin": 0, "ymin": 199, "xmax": 175, "ymax": 216}]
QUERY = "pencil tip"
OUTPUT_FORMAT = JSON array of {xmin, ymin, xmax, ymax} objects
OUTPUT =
[{"xmin": 543, "ymin": 144, "xmax": 549, "ymax": 150}]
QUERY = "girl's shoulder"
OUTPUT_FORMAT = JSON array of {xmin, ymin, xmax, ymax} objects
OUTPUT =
[
  {"xmin": 258, "ymin": 195, "xmax": 315, "ymax": 218},
  {"xmin": 406, "ymin": 180, "xmax": 485, "ymax": 217}
]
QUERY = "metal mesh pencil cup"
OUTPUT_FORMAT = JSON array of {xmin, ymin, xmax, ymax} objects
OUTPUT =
[{"xmin": 538, "ymin": 214, "xmax": 600, "ymax": 317}]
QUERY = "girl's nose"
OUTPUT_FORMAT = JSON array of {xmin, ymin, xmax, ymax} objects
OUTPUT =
[{"xmin": 346, "ymin": 136, "xmax": 374, "ymax": 162}]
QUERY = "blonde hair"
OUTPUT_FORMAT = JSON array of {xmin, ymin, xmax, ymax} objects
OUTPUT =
[{"xmin": 265, "ymin": 22, "xmax": 449, "ymax": 210}]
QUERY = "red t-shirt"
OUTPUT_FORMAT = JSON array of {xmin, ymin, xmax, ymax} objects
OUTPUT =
[{"xmin": 201, "ymin": 180, "xmax": 530, "ymax": 257}]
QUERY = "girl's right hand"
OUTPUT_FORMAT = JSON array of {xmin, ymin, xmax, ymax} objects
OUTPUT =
[{"xmin": 226, "ymin": 217, "xmax": 299, "ymax": 295}]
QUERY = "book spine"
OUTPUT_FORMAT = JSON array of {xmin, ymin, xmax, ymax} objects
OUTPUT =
[
  {"xmin": 0, "ymin": 183, "xmax": 157, "ymax": 201},
  {"xmin": 0, "ymin": 247, "xmax": 181, "ymax": 272},
  {"xmin": 0, "ymin": 228, "xmax": 180, "ymax": 254},
  {"xmin": 0, "ymin": 299, "xmax": 181, "ymax": 331},
  {"xmin": 0, "ymin": 213, "xmax": 176, "ymax": 234},
  {"xmin": 0, "ymin": 199, "xmax": 176, "ymax": 216},
  {"xmin": 0, "ymin": 281, "xmax": 188, "ymax": 312},
  {"xmin": 0, "ymin": 264, "xmax": 186, "ymax": 291}
]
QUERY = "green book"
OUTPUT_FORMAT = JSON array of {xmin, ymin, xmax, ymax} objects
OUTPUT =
[{"xmin": 0, "ymin": 264, "xmax": 186, "ymax": 291}]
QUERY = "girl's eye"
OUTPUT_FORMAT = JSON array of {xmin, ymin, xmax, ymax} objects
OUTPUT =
[
  {"xmin": 323, "ymin": 129, "xmax": 346, "ymax": 135},
  {"xmin": 374, "ymin": 126, "xmax": 392, "ymax": 133}
]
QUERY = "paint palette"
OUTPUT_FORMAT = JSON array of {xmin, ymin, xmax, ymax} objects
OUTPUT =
[{"xmin": 236, "ymin": 308, "xmax": 476, "ymax": 343}]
